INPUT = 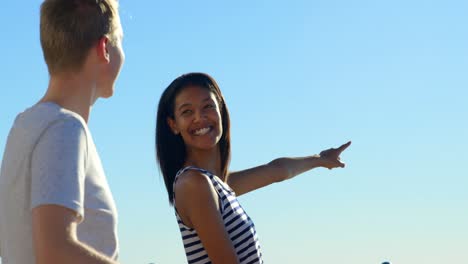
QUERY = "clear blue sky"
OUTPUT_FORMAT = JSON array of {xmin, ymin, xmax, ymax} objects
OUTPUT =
[{"xmin": 1, "ymin": 0, "xmax": 467, "ymax": 263}]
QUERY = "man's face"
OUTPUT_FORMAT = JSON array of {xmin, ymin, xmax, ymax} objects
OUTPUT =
[{"xmin": 97, "ymin": 20, "xmax": 125, "ymax": 99}]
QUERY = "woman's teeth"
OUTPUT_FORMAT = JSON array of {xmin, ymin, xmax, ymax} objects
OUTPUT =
[{"xmin": 194, "ymin": 127, "xmax": 210, "ymax": 136}]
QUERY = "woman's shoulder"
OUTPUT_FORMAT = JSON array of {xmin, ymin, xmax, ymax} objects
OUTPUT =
[
  {"xmin": 177, "ymin": 166, "xmax": 212, "ymax": 177},
  {"xmin": 174, "ymin": 167, "xmax": 221, "ymax": 218},
  {"xmin": 175, "ymin": 168, "xmax": 214, "ymax": 195}
]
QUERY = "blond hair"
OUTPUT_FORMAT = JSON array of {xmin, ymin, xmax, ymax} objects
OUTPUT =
[{"xmin": 40, "ymin": 0, "xmax": 121, "ymax": 74}]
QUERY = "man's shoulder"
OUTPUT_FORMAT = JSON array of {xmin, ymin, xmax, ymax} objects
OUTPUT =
[
  {"xmin": 16, "ymin": 102, "xmax": 87, "ymax": 134},
  {"xmin": 6, "ymin": 102, "xmax": 89, "ymax": 150}
]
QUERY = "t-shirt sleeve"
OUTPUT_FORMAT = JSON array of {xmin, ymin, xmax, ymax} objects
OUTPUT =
[{"xmin": 30, "ymin": 117, "xmax": 88, "ymax": 218}]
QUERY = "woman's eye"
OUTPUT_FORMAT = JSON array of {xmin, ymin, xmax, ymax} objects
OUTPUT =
[
  {"xmin": 205, "ymin": 104, "xmax": 214, "ymax": 109},
  {"xmin": 181, "ymin": 109, "xmax": 192, "ymax": 115}
]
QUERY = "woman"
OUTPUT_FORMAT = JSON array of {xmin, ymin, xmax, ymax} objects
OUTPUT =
[{"xmin": 156, "ymin": 72, "xmax": 351, "ymax": 264}]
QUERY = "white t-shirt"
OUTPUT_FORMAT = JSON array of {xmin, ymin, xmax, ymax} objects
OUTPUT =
[{"xmin": 0, "ymin": 102, "xmax": 118, "ymax": 263}]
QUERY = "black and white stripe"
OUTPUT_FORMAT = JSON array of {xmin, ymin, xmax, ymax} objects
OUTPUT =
[{"xmin": 174, "ymin": 166, "xmax": 263, "ymax": 264}]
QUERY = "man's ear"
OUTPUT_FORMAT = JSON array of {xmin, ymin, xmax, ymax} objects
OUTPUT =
[
  {"xmin": 97, "ymin": 36, "xmax": 110, "ymax": 63},
  {"xmin": 167, "ymin": 117, "xmax": 179, "ymax": 135}
]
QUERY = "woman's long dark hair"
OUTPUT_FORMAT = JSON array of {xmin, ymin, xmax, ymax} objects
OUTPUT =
[{"xmin": 156, "ymin": 73, "xmax": 231, "ymax": 205}]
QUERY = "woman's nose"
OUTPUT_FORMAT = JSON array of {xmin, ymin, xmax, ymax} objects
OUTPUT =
[{"xmin": 193, "ymin": 109, "xmax": 206, "ymax": 122}]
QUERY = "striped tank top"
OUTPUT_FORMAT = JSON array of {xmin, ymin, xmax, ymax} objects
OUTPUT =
[{"xmin": 174, "ymin": 166, "xmax": 263, "ymax": 264}]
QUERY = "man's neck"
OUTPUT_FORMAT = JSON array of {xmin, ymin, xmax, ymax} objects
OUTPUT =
[{"xmin": 39, "ymin": 72, "xmax": 98, "ymax": 123}]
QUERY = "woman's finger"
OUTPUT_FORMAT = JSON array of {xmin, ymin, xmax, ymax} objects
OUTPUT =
[{"xmin": 338, "ymin": 141, "xmax": 352, "ymax": 153}]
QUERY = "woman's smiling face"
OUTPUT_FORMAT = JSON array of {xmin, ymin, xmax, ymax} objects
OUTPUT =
[{"xmin": 168, "ymin": 85, "xmax": 223, "ymax": 152}]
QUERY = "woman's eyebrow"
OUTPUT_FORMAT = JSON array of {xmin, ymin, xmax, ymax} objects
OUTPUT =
[
  {"xmin": 177, "ymin": 103, "xmax": 191, "ymax": 111},
  {"xmin": 177, "ymin": 96, "xmax": 214, "ymax": 111}
]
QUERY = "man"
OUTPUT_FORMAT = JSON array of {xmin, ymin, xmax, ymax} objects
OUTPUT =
[{"xmin": 0, "ymin": 0, "xmax": 124, "ymax": 263}]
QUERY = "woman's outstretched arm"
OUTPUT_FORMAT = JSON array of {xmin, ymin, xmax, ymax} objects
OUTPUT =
[{"xmin": 228, "ymin": 141, "xmax": 351, "ymax": 196}]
